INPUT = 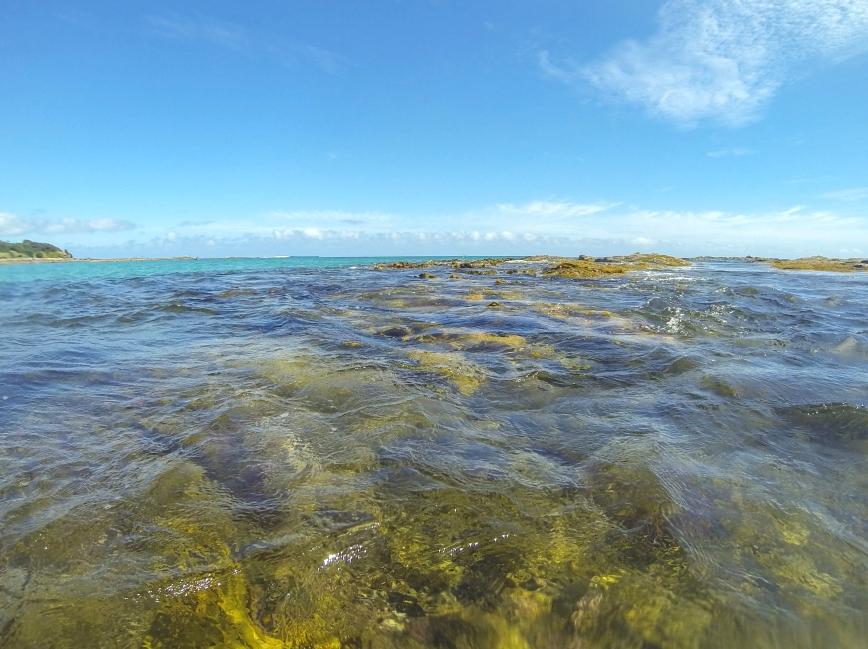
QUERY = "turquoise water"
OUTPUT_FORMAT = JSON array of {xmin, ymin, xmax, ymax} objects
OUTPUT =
[
  {"xmin": 0, "ymin": 256, "xmax": 464, "ymax": 284},
  {"xmin": 0, "ymin": 257, "xmax": 866, "ymax": 648}
]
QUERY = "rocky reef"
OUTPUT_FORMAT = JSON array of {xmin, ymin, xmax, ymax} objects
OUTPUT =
[
  {"xmin": 765, "ymin": 256, "xmax": 868, "ymax": 272},
  {"xmin": 373, "ymin": 253, "xmax": 691, "ymax": 280},
  {"xmin": 373, "ymin": 258, "xmax": 508, "ymax": 271}
]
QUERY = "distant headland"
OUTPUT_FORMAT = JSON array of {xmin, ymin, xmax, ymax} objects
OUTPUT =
[
  {"xmin": 0, "ymin": 240, "xmax": 199, "ymax": 265},
  {"xmin": 0, "ymin": 239, "xmax": 72, "ymax": 261}
]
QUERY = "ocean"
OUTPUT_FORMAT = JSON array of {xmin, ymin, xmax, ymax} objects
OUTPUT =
[{"xmin": 0, "ymin": 256, "xmax": 865, "ymax": 648}]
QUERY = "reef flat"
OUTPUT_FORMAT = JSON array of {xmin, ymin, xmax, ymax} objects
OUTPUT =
[
  {"xmin": 765, "ymin": 256, "xmax": 868, "ymax": 272},
  {"xmin": 0, "ymin": 256, "xmax": 866, "ymax": 648},
  {"xmin": 374, "ymin": 252, "xmax": 691, "ymax": 279}
]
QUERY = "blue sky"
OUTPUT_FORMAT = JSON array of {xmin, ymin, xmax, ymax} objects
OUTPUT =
[{"xmin": 2, "ymin": 0, "xmax": 867, "ymax": 258}]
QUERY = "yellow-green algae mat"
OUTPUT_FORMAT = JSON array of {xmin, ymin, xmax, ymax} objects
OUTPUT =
[{"xmin": 4, "ymin": 349, "xmax": 863, "ymax": 649}]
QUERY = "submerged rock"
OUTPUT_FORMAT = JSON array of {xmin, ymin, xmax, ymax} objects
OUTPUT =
[
  {"xmin": 380, "ymin": 325, "xmax": 412, "ymax": 338},
  {"xmin": 700, "ymin": 374, "xmax": 741, "ymax": 399},
  {"xmin": 406, "ymin": 349, "xmax": 485, "ymax": 395},
  {"xmin": 776, "ymin": 402, "xmax": 868, "ymax": 446}
]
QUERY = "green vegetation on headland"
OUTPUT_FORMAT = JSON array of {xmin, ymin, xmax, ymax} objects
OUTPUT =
[
  {"xmin": 0, "ymin": 239, "xmax": 71, "ymax": 260},
  {"xmin": 374, "ymin": 253, "xmax": 691, "ymax": 279},
  {"xmin": 760, "ymin": 256, "xmax": 868, "ymax": 272}
]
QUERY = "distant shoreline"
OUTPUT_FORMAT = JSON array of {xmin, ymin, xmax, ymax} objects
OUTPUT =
[
  {"xmin": 0, "ymin": 256, "xmax": 199, "ymax": 265},
  {"xmin": 1, "ymin": 254, "xmax": 866, "ymax": 273}
]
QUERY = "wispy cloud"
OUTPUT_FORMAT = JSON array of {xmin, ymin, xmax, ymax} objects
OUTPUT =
[
  {"xmin": 821, "ymin": 186, "xmax": 868, "ymax": 201},
  {"xmin": 145, "ymin": 14, "xmax": 349, "ymax": 73},
  {"xmin": 146, "ymin": 14, "xmax": 247, "ymax": 51},
  {"xmin": 495, "ymin": 200, "xmax": 616, "ymax": 219},
  {"xmin": 140, "ymin": 200, "xmax": 868, "ymax": 258},
  {"xmin": 545, "ymin": 0, "xmax": 868, "ymax": 126},
  {"xmin": 8, "ymin": 199, "xmax": 862, "ymax": 258},
  {"xmin": 0, "ymin": 213, "xmax": 135, "ymax": 237},
  {"xmin": 706, "ymin": 147, "xmax": 755, "ymax": 158}
]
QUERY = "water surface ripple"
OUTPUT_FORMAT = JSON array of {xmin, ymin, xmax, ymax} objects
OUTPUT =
[{"xmin": 0, "ymin": 258, "xmax": 866, "ymax": 648}]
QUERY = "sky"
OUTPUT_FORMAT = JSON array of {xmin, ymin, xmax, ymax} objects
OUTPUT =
[{"xmin": 2, "ymin": 0, "xmax": 868, "ymax": 258}]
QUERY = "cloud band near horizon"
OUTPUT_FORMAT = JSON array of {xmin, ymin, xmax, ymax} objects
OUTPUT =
[{"xmin": 3, "ymin": 200, "xmax": 865, "ymax": 259}]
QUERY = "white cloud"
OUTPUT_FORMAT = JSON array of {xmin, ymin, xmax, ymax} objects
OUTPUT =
[
  {"xmin": 706, "ymin": 147, "xmax": 755, "ymax": 158},
  {"xmin": 0, "ymin": 212, "xmax": 135, "ymax": 237},
  {"xmin": 0, "ymin": 213, "xmax": 26, "ymax": 237},
  {"xmin": 268, "ymin": 209, "xmax": 395, "ymax": 229},
  {"xmin": 150, "ymin": 201, "xmax": 868, "ymax": 257},
  {"xmin": 495, "ymin": 200, "xmax": 615, "ymax": 218},
  {"xmin": 145, "ymin": 14, "xmax": 349, "ymax": 73},
  {"xmin": 146, "ymin": 14, "xmax": 247, "ymax": 51},
  {"xmin": 623, "ymin": 206, "xmax": 866, "ymax": 251},
  {"xmin": 551, "ymin": 0, "xmax": 868, "ymax": 126},
  {"xmin": 41, "ymin": 198, "xmax": 867, "ymax": 259},
  {"xmin": 821, "ymin": 187, "xmax": 868, "ymax": 201},
  {"xmin": 538, "ymin": 51, "xmax": 574, "ymax": 84},
  {"xmin": 631, "ymin": 236, "xmax": 656, "ymax": 247}
]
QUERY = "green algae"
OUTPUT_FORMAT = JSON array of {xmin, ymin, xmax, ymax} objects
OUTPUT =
[
  {"xmin": 372, "ymin": 260, "xmax": 435, "ymax": 270},
  {"xmin": 534, "ymin": 302, "xmax": 614, "ymax": 320},
  {"xmin": 464, "ymin": 288, "xmax": 524, "ymax": 302},
  {"xmin": 414, "ymin": 329, "xmax": 528, "ymax": 351},
  {"xmin": 544, "ymin": 259, "xmax": 631, "ymax": 279},
  {"xmin": 700, "ymin": 375, "xmax": 741, "ymax": 399},
  {"xmin": 769, "ymin": 256, "xmax": 867, "ymax": 272},
  {"xmin": 259, "ymin": 356, "xmax": 399, "ymax": 411},
  {"xmin": 373, "ymin": 253, "xmax": 689, "ymax": 281},
  {"xmin": 543, "ymin": 253, "xmax": 690, "ymax": 279},
  {"xmin": 406, "ymin": 349, "xmax": 485, "ymax": 395},
  {"xmin": 617, "ymin": 252, "xmax": 691, "ymax": 267},
  {"xmin": 373, "ymin": 258, "xmax": 513, "ymax": 272},
  {"xmin": 5, "ymin": 406, "xmax": 864, "ymax": 648},
  {"xmin": 407, "ymin": 328, "xmax": 585, "ymax": 375}
]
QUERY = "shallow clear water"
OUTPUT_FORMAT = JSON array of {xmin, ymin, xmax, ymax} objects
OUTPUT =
[{"xmin": 0, "ymin": 257, "xmax": 866, "ymax": 648}]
